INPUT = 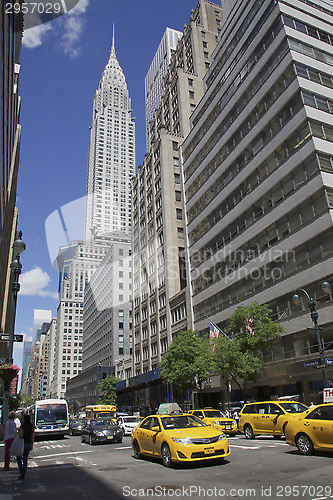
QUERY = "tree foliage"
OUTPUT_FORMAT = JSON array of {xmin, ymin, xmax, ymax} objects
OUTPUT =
[
  {"xmin": 213, "ymin": 302, "xmax": 285, "ymax": 395},
  {"xmin": 97, "ymin": 375, "xmax": 119, "ymax": 405},
  {"xmin": 159, "ymin": 329, "xmax": 213, "ymax": 397}
]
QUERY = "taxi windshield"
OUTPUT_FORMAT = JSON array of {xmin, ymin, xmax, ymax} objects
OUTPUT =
[
  {"xmin": 161, "ymin": 415, "xmax": 207, "ymax": 430},
  {"xmin": 279, "ymin": 402, "xmax": 308, "ymax": 413},
  {"xmin": 203, "ymin": 410, "xmax": 225, "ymax": 418}
]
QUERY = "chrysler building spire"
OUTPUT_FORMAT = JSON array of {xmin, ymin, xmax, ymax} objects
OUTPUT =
[{"xmin": 84, "ymin": 28, "xmax": 135, "ymax": 241}]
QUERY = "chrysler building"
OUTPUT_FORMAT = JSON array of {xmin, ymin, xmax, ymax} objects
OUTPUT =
[{"xmin": 84, "ymin": 29, "xmax": 135, "ymax": 241}]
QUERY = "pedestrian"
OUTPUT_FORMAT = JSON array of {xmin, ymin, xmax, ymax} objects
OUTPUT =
[
  {"xmin": 233, "ymin": 410, "xmax": 240, "ymax": 430},
  {"xmin": 4, "ymin": 411, "xmax": 17, "ymax": 470},
  {"xmin": 14, "ymin": 412, "xmax": 21, "ymax": 429},
  {"xmin": 16, "ymin": 414, "xmax": 34, "ymax": 480}
]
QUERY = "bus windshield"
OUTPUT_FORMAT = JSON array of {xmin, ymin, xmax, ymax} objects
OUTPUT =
[{"xmin": 36, "ymin": 403, "xmax": 68, "ymax": 425}]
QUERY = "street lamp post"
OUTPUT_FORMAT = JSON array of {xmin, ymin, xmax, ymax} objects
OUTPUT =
[
  {"xmin": 292, "ymin": 278, "xmax": 331, "ymax": 389},
  {"xmin": 2, "ymin": 231, "xmax": 26, "ymax": 424}
]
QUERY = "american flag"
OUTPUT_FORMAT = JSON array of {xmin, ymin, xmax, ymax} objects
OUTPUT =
[
  {"xmin": 245, "ymin": 317, "xmax": 255, "ymax": 335},
  {"xmin": 209, "ymin": 322, "xmax": 220, "ymax": 340}
]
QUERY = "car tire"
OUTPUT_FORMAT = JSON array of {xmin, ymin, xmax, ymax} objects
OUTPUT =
[
  {"xmin": 117, "ymin": 437, "xmax": 123, "ymax": 443},
  {"xmin": 244, "ymin": 424, "xmax": 255, "ymax": 439},
  {"xmin": 89, "ymin": 435, "xmax": 94, "ymax": 446},
  {"xmin": 295, "ymin": 433, "xmax": 314, "ymax": 455},
  {"xmin": 161, "ymin": 443, "xmax": 172, "ymax": 468},
  {"xmin": 133, "ymin": 440, "xmax": 141, "ymax": 459}
]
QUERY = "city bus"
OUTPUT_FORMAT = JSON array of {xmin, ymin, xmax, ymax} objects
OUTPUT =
[
  {"xmin": 27, "ymin": 399, "xmax": 69, "ymax": 439},
  {"xmin": 85, "ymin": 404, "xmax": 117, "ymax": 420}
]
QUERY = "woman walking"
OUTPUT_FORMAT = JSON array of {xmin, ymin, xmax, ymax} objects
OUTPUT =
[
  {"xmin": 16, "ymin": 414, "xmax": 34, "ymax": 480},
  {"xmin": 4, "ymin": 411, "xmax": 17, "ymax": 470}
]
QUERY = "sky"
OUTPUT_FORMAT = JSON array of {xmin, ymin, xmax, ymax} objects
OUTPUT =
[{"xmin": 13, "ymin": 0, "xmax": 202, "ymax": 368}]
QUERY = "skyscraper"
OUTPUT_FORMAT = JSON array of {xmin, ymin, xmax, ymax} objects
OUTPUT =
[
  {"xmin": 145, "ymin": 28, "xmax": 182, "ymax": 135},
  {"xmin": 84, "ymin": 29, "xmax": 135, "ymax": 241},
  {"xmin": 32, "ymin": 309, "xmax": 52, "ymax": 346}
]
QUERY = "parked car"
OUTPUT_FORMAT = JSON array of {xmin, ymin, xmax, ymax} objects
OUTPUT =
[
  {"xmin": 81, "ymin": 418, "xmax": 123, "ymax": 445},
  {"xmin": 132, "ymin": 413, "xmax": 230, "ymax": 467},
  {"xmin": 69, "ymin": 417, "xmax": 86, "ymax": 436},
  {"xmin": 285, "ymin": 403, "xmax": 333, "ymax": 455},
  {"xmin": 117, "ymin": 415, "xmax": 141, "ymax": 435},
  {"xmin": 239, "ymin": 400, "xmax": 308, "ymax": 438},
  {"xmin": 188, "ymin": 409, "xmax": 238, "ymax": 436}
]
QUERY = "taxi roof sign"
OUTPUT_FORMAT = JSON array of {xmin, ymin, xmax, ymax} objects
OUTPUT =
[{"xmin": 157, "ymin": 403, "xmax": 182, "ymax": 415}]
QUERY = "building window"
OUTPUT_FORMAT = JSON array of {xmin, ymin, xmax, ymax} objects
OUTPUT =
[{"xmin": 188, "ymin": 78, "xmax": 193, "ymax": 87}]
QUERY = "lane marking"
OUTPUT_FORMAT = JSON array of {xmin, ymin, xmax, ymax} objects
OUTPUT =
[
  {"xmin": 230, "ymin": 445, "xmax": 260, "ymax": 449},
  {"xmin": 33, "ymin": 450, "xmax": 94, "ymax": 459}
]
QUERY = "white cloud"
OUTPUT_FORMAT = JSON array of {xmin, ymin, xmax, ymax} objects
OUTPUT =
[
  {"xmin": 22, "ymin": 0, "xmax": 89, "ymax": 56},
  {"xmin": 59, "ymin": 15, "xmax": 84, "ymax": 58},
  {"xmin": 22, "ymin": 23, "xmax": 53, "ymax": 49},
  {"xmin": 20, "ymin": 267, "xmax": 58, "ymax": 299}
]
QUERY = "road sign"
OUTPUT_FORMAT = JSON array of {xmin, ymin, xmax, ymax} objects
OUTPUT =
[
  {"xmin": 0, "ymin": 334, "xmax": 24, "ymax": 342},
  {"xmin": 326, "ymin": 359, "xmax": 333, "ymax": 365}
]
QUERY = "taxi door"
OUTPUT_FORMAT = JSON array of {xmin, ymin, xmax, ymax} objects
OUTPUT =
[
  {"xmin": 305, "ymin": 406, "xmax": 333, "ymax": 449},
  {"xmin": 252, "ymin": 403, "xmax": 270, "ymax": 433},
  {"xmin": 142, "ymin": 417, "xmax": 162, "ymax": 456},
  {"xmin": 267, "ymin": 403, "xmax": 285, "ymax": 434},
  {"xmin": 136, "ymin": 417, "xmax": 154, "ymax": 454}
]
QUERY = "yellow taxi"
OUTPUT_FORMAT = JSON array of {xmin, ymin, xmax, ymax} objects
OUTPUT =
[
  {"xmin": 239, "ymin": 400, "xmax": 308, "ymax": 438},
  {"xmin": 284, "ymin": 403, "xmax": 333, "ymax": 455},
  {"xmin": 131, "ymin": 413, "xmax": 230, "ymax": 467},
  {"xmin": 188, "ymin": 409, "xmax": 238, "ymax": 436}
]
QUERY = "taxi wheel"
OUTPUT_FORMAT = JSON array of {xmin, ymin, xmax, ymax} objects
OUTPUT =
[
  {"xmin": 133, "ymin": 440, "xmax": 141, "ymax": 459},
  {"xmin": 295, "ymin": 433, "xmax": 314, "ymax": 455},
  {"xmin": 244, "ymin": 424, "xmax": 255, "ymax": 439},
  {"xmin": 161, "ymin": 443, "xmax": 172, "ymax": 468}
]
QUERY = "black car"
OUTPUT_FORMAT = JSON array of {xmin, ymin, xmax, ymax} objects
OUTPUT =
[
  {"xmin": 69, "ymin": 418, "xmax": 86, "ymax": 436},
  {"xmin": 81, "ymin": 418, "xmax": 123, "ymax": 445}
]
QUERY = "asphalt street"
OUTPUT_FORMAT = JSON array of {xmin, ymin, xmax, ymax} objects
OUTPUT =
[{"xmin": 0, "ymin": 435, "xmax": 332, "ymax": 500}]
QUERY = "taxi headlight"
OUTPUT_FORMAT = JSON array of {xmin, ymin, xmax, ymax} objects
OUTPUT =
[
  {"xmin": 171, "ymin": 437, "xmax": 191, "ymax": 445},
  {"xmin": 232, "ymin": 420, "xmax": 237, "ymax": 425},
  {"xmin": 213, "ymin": 420, "xmax": 220, "ymax": 425},
  {"xmin": 218, "ymin": 433, "xmax": 227, "ymax": 441}
]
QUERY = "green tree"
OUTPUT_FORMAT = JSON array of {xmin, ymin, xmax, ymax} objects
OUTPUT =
[
  {"xmin": 213, "ymin": 302, "xmax": 285, "ymax": 397},
  {"xmin": 159, "ymin": 329, "xmax": 213, "ymax": 405},
  {"xmin": 97, "ymin": 375, "xmax": 119, "ymax": 405}
]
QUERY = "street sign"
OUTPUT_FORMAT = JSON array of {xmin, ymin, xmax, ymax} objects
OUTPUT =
[
  {"xmin": 326, "ymin": 359, "xmax": 333, "ymax": 365},
  {"xmin": 304, "ymin": 360, "xmax": 319, "ymax": 368},
  {"xmin": 0, "ymin": 334, "xmax": 23, "ymax": 342}
]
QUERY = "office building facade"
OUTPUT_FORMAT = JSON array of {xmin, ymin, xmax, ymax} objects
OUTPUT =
[
  {"xmin": 183, "ymin": 0, "xmax": 333, "ymax": 403},
  {"xmin": 0, "ymin": 2, "xmax": 23, "ymax": 358}
]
